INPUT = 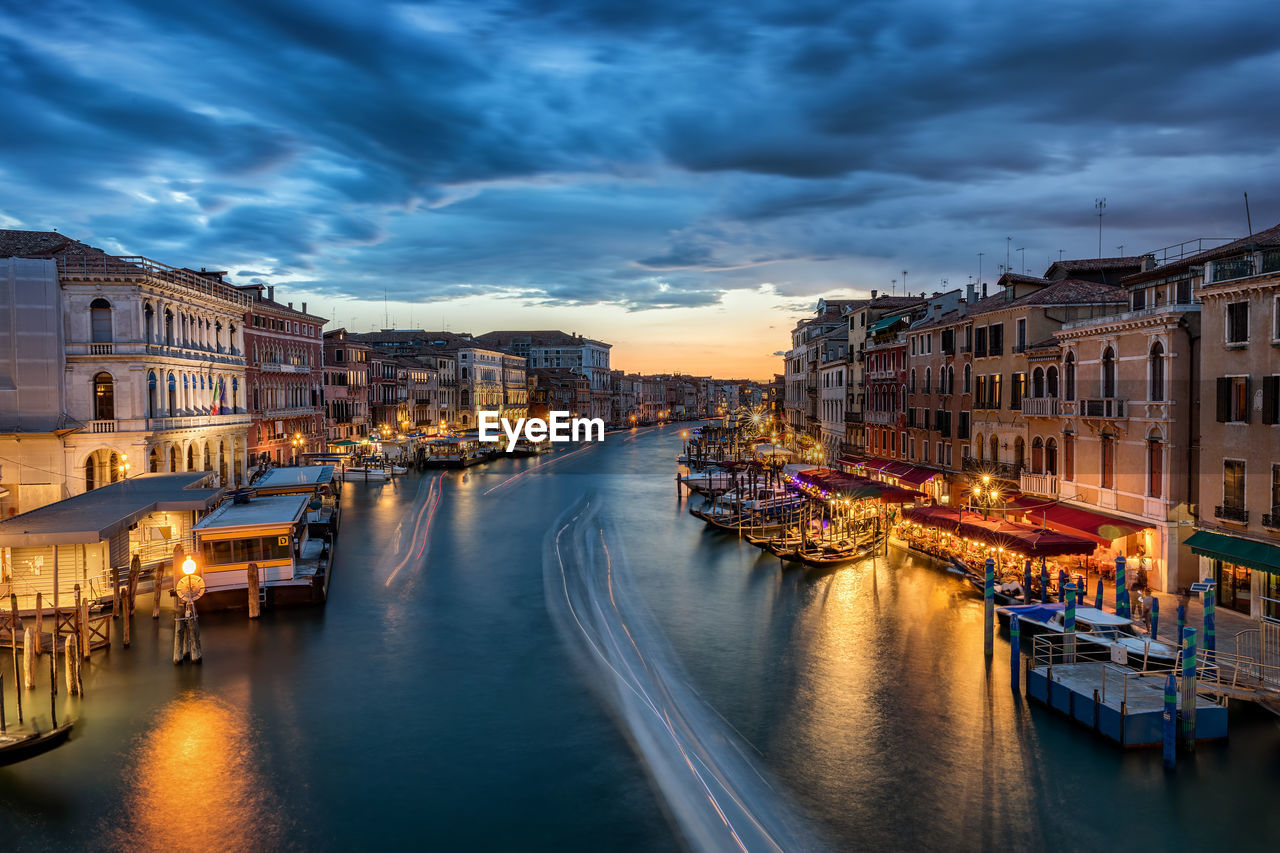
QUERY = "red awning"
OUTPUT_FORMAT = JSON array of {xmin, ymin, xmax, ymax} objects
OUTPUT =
[
  {"xmin": 1028, "ymin": 504, "xmax": 1150, "ymax": 545},
  {"xmin": 894, "ymin": 464, "xmax": 942, "ymax": 487}
]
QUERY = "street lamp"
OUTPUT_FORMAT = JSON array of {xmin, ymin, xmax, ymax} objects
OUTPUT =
[
  {"xmin": 117, "ymin": 453, "xmax": 130, "ymax": 481},
  {"xmin": 182, "ymin": 555, "xmax": 197, "ymax": 576},
  {"xmin": 291, "ymin": 433, "xmax": 304, "ymax": 466}
]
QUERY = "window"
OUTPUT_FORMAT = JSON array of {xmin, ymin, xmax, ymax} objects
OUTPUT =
[
  {"xmin": 974, "ymin": 327, "xmax": 987, "ymax": 358},
  {"xmin": 1016, "ymin": 318, "xmax": 1026, "ymax": 352},
  {"xmin": 1011, "ymin": 372, "xmax": 1026, "ymax": 408},
  {"xmin": 958, "ymin": 411, "xmax": 970, "ymax": 440},
  {"xmin": 1217, "ymin": 377, "xmax": 1251, "ymax": 423},
  {"xmin": 910, "ymin": 369, "xmax": 916, "ymax": 393},
  {"xmin": 924, "ymin": 367, "xmax": 931, "ymax": 394},
  {"xmin": 90, "ymin": 298, "xmax": 112, "ymax": 343},
  {"xmin": 989, "ymin": 323, "xmax": 1004, "ymax": 356},
  {"xmin": 1032, "ymin": 367, "xmax": 1044, "ymax": 398},
  {"xmin": 1045, "ymin": 437, "xmax": 1058, "ymax": 476},
  {"xmin": 1149, "ymin": 341, "xmax": 1164, "ymax": 401},
  {"xmin": 1101, "ymin": 346, "xmax": 1116, "ymax": 398},
  {"xmin": 989, "ymin": 434, "xmax": 999, "ymax": 462},
  {"xmin": 963, "ymin": 364, "xmax": 972, "ymax": 394},
  {"xmin": 942, "ymin": 329, "xmax": 955, "ymax": 355},
  {"xmin": 1132, "ymin": 288, "xmax": 1146, "ymax": 311},
  {"xmin": 1272, "ymin": 464, "xmax": 1280, "ymax": 515},
  {"xmin": 1227, "ymin": 301, "xmax": 1249, "ymax": 344},
  {"xmin": 1223, "ymin": 460, "xmax": 1246, "ymax": 510},
  {"xmin": 1063, "ymin": 433, "xmax": 1074, "ymax": 481},
  {"xmin": 1064, "ymin": 353, "xmax": 1076, "ymax": 401},
  {"xmin": 1101, "ymin": 435, "xmax": 1115, "ymax": 489},
  {"xmin": 93, "ymin": 372, "xmax": 114, "ymax": 420},
  {"xmin": 991, "ymin": 374, "xmax": 1002, "ymax": 408},
  {"xmin": 1148, "ymin": 433, "xmax": 1163, "ymax": 498},
  {"xmin": 1263, "ymin": 375, "xmax": 1279, "ymax": 425},
  {"xmin": 975, "ymin": 432, "xmax": 984, "ymax": 461},
  {"xmin": 974, "ymin": 375, "xmax": 986, "ymax": 408}
]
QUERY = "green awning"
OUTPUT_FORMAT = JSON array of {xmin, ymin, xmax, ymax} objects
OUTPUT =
[
  {"xmin": 869, "ymin": 314, "xmax": 906, "ymax": 333},
  {"xmin": 1186, "ymin": 529, "xmax": 1280, "ymax": 575},
  {"xmin": 329, "ymin": 440, "xmax": 359, "ymax": 447}
]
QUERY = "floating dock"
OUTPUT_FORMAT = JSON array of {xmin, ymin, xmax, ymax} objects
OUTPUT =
[{"xmin": 1026, "ymin": 661, "xmax": 1227, "ymax": 747}]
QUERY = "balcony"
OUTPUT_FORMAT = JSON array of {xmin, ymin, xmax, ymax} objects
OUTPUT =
[
  {"xmin": 1020, "ymin": 472, "xmax": 1059, "ymax": 496},
  {"xmin": 1080, "ymin": 397, "xmax": 1126, "ymax": 418},
  {"xmin": 261, "ymin": 362, "xmax": 310, "ymax": 374},
  {"xmin": 1215, "ymin": 505, "xmax": 1249, "ymax": 523},
  {"xmin": 867, "ymin": 369, "xmax": 897, "ymax": 381},
  {"xmin": 1021, "ymin": 397, "xmax": 1059, "ymax": 417},
  {"xmin": 1262, "ymin": 512, "xmax": 1280, "ymax": 530},
  {"xmin": 865, "ymin": 410, "xmax": 894, "ymax": 424},
  {"xmin": 262, "ymin": 406, "xmax": 318, "ymax": 419},
  {"xmin": 845, "ymin": 411, "xmax": 864, "ymax": 424},
  {"xmin": 88, "ymin": 419, "xmax": 116, "ymax": 433},
  {"xmin": 962, "ymin": 456, "xmax": 1023, "ymax": 481},
  {"xmin": 79, "ymin": 413, "xmax": 253, "ymax": 433}
]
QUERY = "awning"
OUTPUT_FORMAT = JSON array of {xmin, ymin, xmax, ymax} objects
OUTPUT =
[
  {"xmin": 329, "ymin": 440, "xmax": 359, "ymax": 447},
  {"xmin": 1027, "ymin": 503, "xmax": 1149, "ymax": 545},
  {"xmin": 869, "ymin": 313, "xmax": 906, "ymax": 333},
  {"xmin": 901, "ymin": 505, "xmax": 1095, "ymax": 556},
  {"xmin": 1187, "ymin": 530, "xmax": 1280, "ymax": 575},
  {"xmin": 882, "ymin": 462, "xmax": 940, "ymax": 487}
]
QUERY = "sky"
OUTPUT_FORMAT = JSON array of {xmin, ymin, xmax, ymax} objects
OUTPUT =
[{"xmin": 3, "ymin": 1, "xmax": 1279, "ymax": 380}]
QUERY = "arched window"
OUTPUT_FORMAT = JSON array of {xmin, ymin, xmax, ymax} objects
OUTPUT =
[
  {"xmin": 165, "ymin": 309, "xmax": 174, "ymax": 346},
  {"xmin": 93, "ymin": 372, "xmax": 115, "ymax": 420},
  {"xmin": 167, "ymin": 372, "xmax": 177, "ymax": 414},
  {"xmin": 187, "ymin": 444, "xmax": 196, "ymax": 471},
  {"xmin": 975, "ymin": 432, "xmax": 985, "ymax": 461},
  {"xmin": 1014, "ymin": 436, "xmax": 1025, "ymax": 470},
  {"xmin": 946, "ymin": 366, "xmax": 954, "ymax": 394},
  {"xmin": 1031, "ymin": 436, "xmax": 1044, "ymax": 474},
  {"xmin": 109, "ymin": 452, "xmax": 121, "ymax": 483},
  {"xmin": 147, "ymin": 371, "xmax": 158, "ymax": 418},
  {"xmin": 1032, "ymin": 367, "xmax": 1045, "ymax": 398},
  {"xmin": 1047, "ymin": 365, "xmax": 1059, "ymax": 398},
  {"xmin": 90, "ymin": 298, "xmax": 113, "ymax": 343},
  {"xmin": 989, "ymin": 434, "xmax": 999, "ymax": 462},
  {"xmin": 924, "ymin": 368, "xmax": 931, "ymax": 395},
  {"xmin": 149, "ymin": 447, "xmax": 160, "ymax": 473},
  {"xmin": 1147, "ymin": 429, "xmax": 1163, "ymax": 498},
  {"xmin": 1149, "ymin": 341, "xmax": 1165, "ymax": 402},
  {"xmin": 1064, "ymin": 353, "xmax": 1076, "ymax": 401},
  {"xmin": 84, "ymin": 457, "xmax": 96, "ymax": 492},
  {"xmin": 1045, "ymin": 437, "xmax": 1058, "ymax": 476},
  {"xmin": 963, "ymin": 364, "xmax": 972, "ymax": 394},
  {"xmin": 910, "ymin": 369, "xmax": 916, "ymax": 393},
  {"xmin": 1102, "ymin": 346, "xmax": 1116, "ymax": 398},
  {"xmin": 144, "ymin": 303, "xmax": 154, "ymax": 343}
]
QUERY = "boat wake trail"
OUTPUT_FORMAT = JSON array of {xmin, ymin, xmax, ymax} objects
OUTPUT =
[
  {"xmin": 544, "ymin": 495, "xmax": 827, "ymax": 853},
  {"xmin": 385, "ymin": 472, "xmax": 444, "ymax": 587}
]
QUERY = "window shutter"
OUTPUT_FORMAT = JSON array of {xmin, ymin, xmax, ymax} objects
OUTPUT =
[
  {"xmin": 1264, "ymin": 376, "xmax": 1279, "ymax": 425},
  {"xmin": 1243, "ymin": 376, "xmax": 1252, "ymax": 424},
  {"xmin": 1216, "ymin": 377, "xmax": 1230, "ymax": 423}
]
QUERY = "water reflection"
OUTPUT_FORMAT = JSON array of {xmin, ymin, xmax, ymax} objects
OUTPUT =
[{"xmin": 108, "ymin": 690, "xmax": 285, "ymax": 852}]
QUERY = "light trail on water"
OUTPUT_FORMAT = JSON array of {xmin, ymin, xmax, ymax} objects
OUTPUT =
[
  {"xmin": 384, "ymin": 472, "xmax": 445, "ymax": 587},
  {"xmin": 545, "ymin": 496, "xmax": 827, "ymax": 853}
]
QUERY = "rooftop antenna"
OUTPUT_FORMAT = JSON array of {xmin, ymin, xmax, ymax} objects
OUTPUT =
[
  {"xmin": 1116, "ymin": 244, "xmax": 1124, "ymax": 256},
  {"xmin": 902, "ymin": 270, "xmax": 908, "ymax": 293},
  {"xmin": 1244, "ymin": 192, "xmax": 1253, "ymax": 236},
  {"xmin": 978, "ymin": 252, "xmax": 984, "ymax": 286},
  {"xmin": 1016, "ymin": 247, "xmax": 1026, "ymax": 274},
  {"xmin": 1058, "ymin": 249, "xmax": 1064, "ymax": 262},
  {"xmin": 383, "ymin": 289, "xmax": 389, "ymax": 329},
  {"xmin": 891, "ymin": 278, "xmax": 896, "ymax": 295},
  {"xmin": 1095, "ymin": 198, "xmax": 1106, "ymax": 258},
  {"xmin": 1006, "ymin": 237, "xmax": 1012, "ymax": 275}
]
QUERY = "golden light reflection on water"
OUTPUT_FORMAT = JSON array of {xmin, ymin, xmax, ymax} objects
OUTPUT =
[
  {"xmin": 781, "ymin": 555, "xmax": 1048, "ymax": 848},
  {"xmin": 109, "ymin": 691, "xmax": 284, "ymax": 853}
]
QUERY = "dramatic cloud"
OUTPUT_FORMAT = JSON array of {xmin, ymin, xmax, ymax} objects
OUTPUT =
[{"xmin": 2, "ymin": 0, "xmax": 1279, "ymax": 315}]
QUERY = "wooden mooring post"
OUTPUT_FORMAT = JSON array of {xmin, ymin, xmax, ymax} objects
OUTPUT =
[
  {"xmin": 247, "ymin": 563, "xmax": 261, "ymax": 619},
  {"xmin": 34, "ymin": 593, "xmax": 43, "ymax": 656},
  {"xmin": 10, "ymin": 594, "xmax": 22, "ymax": 723},
  {"xmin": 127, "ymin": 556, "xmax": 140, "ymax": 616},
  {"xmin": 65, "ymin": 632, "xmax": 81, "ymax": 696},
  {"xmin": 23, "ymin": 627, "xmax": 34, "ymax": 690}
]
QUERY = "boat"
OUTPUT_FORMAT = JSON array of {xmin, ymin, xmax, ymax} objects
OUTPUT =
[
  {"xmin": 343, "ymin": 464, "xmax": 391, "ymax": 482},
  {"xmin": 996, "ymin": 603, "xmax": 1179, "ymax": 666},
  {"xmin": 0, "ymin": 722, "xmax": 73, "ymax": 766},
  {"xmin": 783, "ymin": 537, "xmax": 880, "ymax": 568},
  {"xmin": 391, "ymin": 465, "xmax": 408, "ymax": 475}
]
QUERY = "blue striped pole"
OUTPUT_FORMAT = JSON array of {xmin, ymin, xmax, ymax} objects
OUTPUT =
[
  {"xmin": 1058, "ymin": 569, "xmax": 1067, "ymax": 603},
  {"xmin": 1094, "ymin": 577, "xmax": 1103, "ymax": 609},
  {"xmin": 984, "ymin": 557, "xmax": 995, "ymax": 659},
  {"xmin": 1181, "ymin": 626, "xmax": 1197, "ymax": 749},
  {"xmin": 1204, "ymin": 584, "xmax": 1216, "ymax": 664},
  {"xmin": 1064, "ymin": 582, "xmax": 1078, "ymax": 663},
  {"xmin": 1163, "ymin": 673, "xmax": 1177, "ymax": 770},
  {"xmin": 1023, "ymin": 559, "xmax": 1032, "ymax": 605},
  {"xmin": 1010, "ymin": 614, "xmax": 1021, "ymax": 692},
  {"xmin": 1116, "ymin": 556, "xmax": 1130, "ymax": 618},
  {"xmin": 1150, "ymin": 596, "xmax": 1160, "ymax": 640},
  {"xmin": 1040, "ymin": 559, "xmax": 1049, "ymax": 603},
  {"xmin": 1177, "ymin": 603, "xmax": 1185, "ymax": 652}
]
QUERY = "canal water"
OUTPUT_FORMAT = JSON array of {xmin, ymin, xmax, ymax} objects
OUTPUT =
[{"xmin": 2, "ymin": 425, "xmax": 1278, "ymax": 850}]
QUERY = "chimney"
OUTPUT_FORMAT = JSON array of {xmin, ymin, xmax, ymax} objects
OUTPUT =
[
  {"xmin": 268, "ymin": 285, "xmax": 275, "ymax": 301},
  {"xmin": 871, "ymin": 289, "xmax": 878, "ymax": 300},
  {"xmin": 966, "ymin": 282, "xmax": 975, "ymax": 304},
  {"xmin": 302, "ymin": 302, "xmax": 307, "ymax": 314},
  {"xmin": 1140, "ymin": 254, "xmax": 1157, "ymax": 273},
  {"xmin": 982, "ymin": 282, "xmax": 988, "ymax": 298},
  {"xmin": 288, "ymin": 301, "xmax": 293, "ymax": 309}
]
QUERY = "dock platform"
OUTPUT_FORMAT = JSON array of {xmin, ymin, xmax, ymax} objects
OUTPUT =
[{"xmin": 1027, "ymin": 660, "xmax": 1227, "ymax": 747}]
